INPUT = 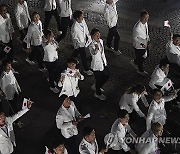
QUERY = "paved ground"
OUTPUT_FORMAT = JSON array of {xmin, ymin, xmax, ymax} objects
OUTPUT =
[{"xmin": 0, "ymin": 0, "xmax": 180, "ymax": 153}]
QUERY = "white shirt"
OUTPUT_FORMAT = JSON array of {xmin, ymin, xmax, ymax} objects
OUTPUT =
[
  {"xmin": 58, "ymin": 0, "xmax": 72, "ymax": 17},
  {"xmin": 0, "ymin": 13, "xmax": 14, "ymax": 43},
  {"xmin": 43, "ymin": 40, "xmax": 58, "ymax": 62},
  {"xmin": 146, "ymin": 95, "xmax": 176, "ymax": 130},
  {"xmin": 133, "ymin": 20, "xmax": 149, "ymax": 49},
  {"xmin": 26, "ymin": 20, "xmax": 44, "ymax": 48},
  {"xmin": 119, "ymin": 92, "xmax": 148, "ymax": 117},
  {"xmin": 15, "ymin": 1, "xmax": 31, "ymax": 29},
  {"xmin": 44, "ymin": 0, "xmax": 57, "ymax": 11},
  {"xmin": 104, "ymin": 0, "xmax": 118, "ymax": 28},
  {"xmin": 166, "ymin": 40, "xmax": 180, "ymax": 67}
]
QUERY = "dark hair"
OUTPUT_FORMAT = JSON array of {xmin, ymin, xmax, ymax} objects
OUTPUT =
[
  {"xmin": 31, "ymin": 12, "xmax": 39, "ymax": 19},
  {"xmin": 83, "ymin": 127, "xmax": 94, "ymax": 137},
  {"xmin": 126, "ymin": 84, "xmax": 146, "ymax": 94},
  {"xmin": 90, "ymin": 28, "xmax": 100, "ymax": 36},
  {"xmin": 159, "ymin": 58, "xmax": 169, "ymax": 68},
  {"xmin": 172, "ymin": 34, "xmax": 180, "ymax": 40},
  {"xmin": 73, "ymin": 10, "xmax": 83, "ymax": 20},
  {"xmin": 2, "ymin": 59, "xmax": 11, "ymax": 68},
  {"xmin": 60, "ymin": 94, "xmax": 68, "ymax": 102},
  {"xmin": 44, "ymin": 29, "xmax": 52, "ymax": 37},
  {"xmin": 117, "ymin": 109, "xmax": 128, "ymax": 119},
  {"xmin": 52, "ymin": 139, "xmax": 65, "ymax": 149},
  {"xmin": 140, "ymin": 10, "xmax": 149, "ymax": 18},
  {"xmin": 67, "ymin": 57, "xmax": 78, "ymax": 64},
  {"xmin": 0, "ymin": 4, "xmax": 8, "ymax": 11},
  {"xmin": 151, "ymin": 122, "xmax": 163, "ymax": 132},
  {"xmin": 152, "ymin": 88, "xmax": 163, "ymax": 96}
]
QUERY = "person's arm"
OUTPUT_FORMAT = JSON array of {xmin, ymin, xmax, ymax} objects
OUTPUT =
[
  {"xmin": 117, "ymin": 131, "xmax": 131, "ymax": 152},
  {"xmin": 56, "ymin": 114, "xmax": 73, "ymax": 129},
  {"xmin": 58, "ymin": 73, "xmax": 66, "ymax": 87},
  {"xmin": 84, "ymin": 20, "xmax": 92, "ymax": 47},
  {"xmin": 71, "ymin": 26, "xmax": 82, "ymax": 48},
  {"xmin": 141, "ymin": 94, "xmax": 149, "ymax": 107},
  {"xmin": 146, "ymin": 106, "xmax": 155, "ymax": 130},
  {"xmin": 15, "ymin": 6, "xmax": 22, "ymax": 30},
  {"xmin": 26, "ymin": 25, "xmax": 33, "ymax": 49},
  {"xmin": 162, "ymin": 94, "xmax": 176, "ymax": 103},
  {"xmin": 24, "ymin": 1, "xmax": 31, "ymax": 22},
  {"xmin": 126, "ymin": 124, "xmax": 137, "ymax": 138},
  {"xmin": 104, "ymin": 6, "xmax": 111, "ymax": 27}
]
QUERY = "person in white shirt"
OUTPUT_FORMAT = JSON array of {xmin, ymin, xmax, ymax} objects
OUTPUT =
[
  {"xmin": 104, "ymin": 0, "xmax": 121, "ymax": 56},
  {"xmin": 43, "ymin": 30, "xmax": 59, "ymax": 94},
  {"xmin": 26, "ymin": 12, "xmax": 46, "ymax": 72},
  {"xmin": 166, "ymin": 33, "xmax": 180, "ymax": 68},
  {"xmin": 119, "ymin": 84, "xmax": 149, "ymax": 120},
  {"xmin": 79, "ymin": 127, "xmax": 107, "ymax": 154},
  {"xmin": 131, "ymin": 10, "xmax": 150, "ymax": 76},
  {"xmin": 44, "ymin": 0, "xmax": 61, "ymax": 32},
  {"xmin": 149, "ymin": 59, "xmax": 173, "ymax": 93},
  {"xmin": 0, "ymin": 100, "xmax": 32, "ymax": 154},
  {"xmin": 89, "ymin": 28, "xmax": 109, "ymax": 101},
  {"xmin": 0, "ymin": 60, "xmax": 21, "ymax": 116},
  {"xmin": 71, "ymin": 10, "xmax": 93, "ymax": 76},
  {"xmin": 56, "ymin": 0, "xmax": 73, "ymax": 42},
  {"xmin": 15, "ymin": 0, "xmax": 31, "ymax": 49},
  {"xmin": 0, "ymin": 4, "xmax": 15, "ymax": 62},
  {"xmin": 136, "ymin": 122, "xmax": 163, "ymax": 154},
  {"xmin": 146, "ymin": 89, "xmax": 177, "ymax": 130},
  {"xmin": 58, "ymin": 57, "xmax": 84, "ymax": 98},
  {"xmin": 107, "ymin": 109, "xmax": 136, "ymax": 154}
]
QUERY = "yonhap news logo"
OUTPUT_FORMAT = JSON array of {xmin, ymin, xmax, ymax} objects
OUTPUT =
[{"xmin": 124, "ymin": 137, "xmax": 180, "ymax": 144}]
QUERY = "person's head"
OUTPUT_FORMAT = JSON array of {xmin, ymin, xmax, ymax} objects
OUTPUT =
[
  {"xmin": 151, "ymin": 122, "xmax": 163, "ymax": 137},
  {"xmin": 18, "ymin": 0, "xmax": 25, "ymax": 4},
  {"xmin": 126, "ymin": 84, "xmax": 146, "ymax": 95},
  {"xmin": 67, "ymin": 57, "xmax": 78, "ymax": 69},
  {"xmin": 83, "ymin": 127, "xmax": 96, "ymax": 143},
  {"xmin": 2, "ymin": 60, "xmax": 12, "ymax": 73},
  {"xmin": 106, "ymin": 0, "xmax": 113, "ymax": 5},
  {"xmin": 52, "ymin": 140, "xmax": 66, "ymax": 154},
  {"xmin": 60, "ymin": 94, "xmax": 71, "ymax": 108},
  {"xmin": 31, "ymin": 12, "xmax": 40, "ymax": 23},
  {"xmin": 152, "ymin": 89, "xmax": 163, "ymax": 103},
  {"xmin": 159, "ymin": 58, "xmax": 169, "ymax": 72},
  {"xmin": 44, "ymin": 29, "xmax": 54, "ymax": 42},
  {"xmin": 0, "ymin": 4, "xmax": 8, "ymax": 18},
  {"xmin": 73, "ymin": 10, "xmax": 84, "ymax": 23},
  {"xmin": 172, "ymin": 34, "xmax": 180, "ymax": 46},
  {"xmin": 140, "ymin": 10, "xmax": 149, "ymax": 24},
  {"xmin": 0, "ymin": 111, "xmax": 6, "ymax": 127},
  {"xmin": 90, "ymin": 28, "xmax": 100, "ymax": 42},
  {"xmin": 118, "ymin": 109, "xmax": 129, "ymax": 125}
]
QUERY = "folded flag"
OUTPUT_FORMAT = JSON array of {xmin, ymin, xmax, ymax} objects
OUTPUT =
[
  {"xmin": 164, "ymin": 20, "xmax": 170, "ymax": 27},
  {"xmin": 45, "ymin": 146, "xmax": 52, "ymax": 154}
]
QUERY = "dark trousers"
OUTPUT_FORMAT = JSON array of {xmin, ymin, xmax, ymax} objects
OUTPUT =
[
  {"xmin": 19, "ymin": 28, "xmax": 28, "ymax": 49},
  {"xmin": 45, "ymin": 60, "xmax": 58, "ymax": 88},
  {"xmin": 0, "ymin": 40, "xmax": 14, "ymax": 62},
  {"xmin": 93, "ymin": 66, "xmax": 109, "ymax": 95},
  {"xmin": 106, "ymin": 26, "xmax": 120, "ymax": 51},
  {"xmin": 44, "ymin": 9, "xmax": 61, "ymax": 31},
  {"xmin": 65, "ymin": 136, "xmax": 78, "ymax": 154},
  {"xmin": 29, "ymin": 45, "xmax": 44, "ymax": 69},
  {"xmin": 56, "ymin": 16, "xmax": 73, "ymax": 42},
  {"xmin": 134, "ymin": 48, "xmax": 148, "ymax": 72},
  {"xmin": 8, "ymin": 94, "xmax": 18, "ymax": 116},
  {"xmin": 71, "ymin": 47, "xmax": 89, "ymax": 71}
]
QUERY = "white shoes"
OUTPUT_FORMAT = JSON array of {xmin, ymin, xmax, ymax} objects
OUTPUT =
[
  {"xmin": 94, "ymin": 93, "xmax": 107, "ymax": 100},
  {"xmin": 83, "ymin": 70, "xmax": 93, "ymax": 76},
  {"xmin": 39, "ymin": 68, "xmax": 47, "ymax": 72},
  {"xmin": 130, "ymin": 60, "xmax": 138, "ymax": 70},
  {"xmin": 50, "ymin": 87, "xmax": 59, "ymax": 93},
  {"xmin": 137, "ymin": 70, "xmax": 148, "ymax": 76},
  {"xmin": 26, "ymin": 58, "xmax": 35, "ymax": 65},
  {"xmin": 113, "ymin": 50, "xmax": 122, "ymax": 55},
  {"xmin": 91, "ymin": 84, "xmax": 104, "ymax": 92}
]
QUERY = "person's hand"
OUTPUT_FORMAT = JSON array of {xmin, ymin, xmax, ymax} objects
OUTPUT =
[
  {"xmin": 77, "ymin": 115, "xmax": 84, "ymax": 122},
  {"xmin": 100, "ymin": 147, "xmax": 108, "ymax": 154},
  {"xmin": 129, "ymin": 148, "xmax": 136, "ymax": 154},
  {"xmin": 72, "ymin": 120, "xmax": 78, "ymax": 125},
  {"xmin": 74, "ymin": 72, "xmax": 81, "ymax": 78},
  {"xmin": 60, "ymin": 75, "xmax": 65, "ymax": 84},
  {"xmin": 27, "ymin": 99, "xmax": 32, "ymax": 109},
  {"xmin": 95, "ymin": 44, "xmax": 99, "ymax": 50},
  {"xmin": 140, "ymin": 43, "xmax": 147, "ymax": 48}
]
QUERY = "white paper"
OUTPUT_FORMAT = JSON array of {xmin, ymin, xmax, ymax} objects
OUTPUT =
[
  {"xmin": 142, "ymin": 50, "xmax": 147, "ymax": 58},
  {"xmin": 84, "ymin": 113, "xmax": 90, "ymax": 119},
  {"xmin": 164, "ymin": 20, "xmax": 170, "ymax": 28},
  {"xmin": 4, "ymin": 46, "xmax": 11, "ymax": 53},
  {"xmin": 22, "ymin": 98, "xmax": 28, "ymax": 109}
]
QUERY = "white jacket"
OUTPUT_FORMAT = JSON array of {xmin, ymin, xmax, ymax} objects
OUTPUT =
[
  {"xmin": 133, "ymin": 20, "xmax": 149, "ymax": 49},
  {"xmin": 15, "ymin": 1, "xmax": 31, "ymax": 30},
  {"xmin": 166, "ymin": 40, "xmax": 180, "ymax": 67},
  {"xmin": 146, "ymin": 95, "xmax": 176, "ymax": 130},
  {"xmin": 44, "ymin": 0, "xmax": 57, "ymax": 11},
  {"xmin": 0, "ymin": 70, "xmax": 21, "ymax": 100},
  {"xmin": 0, "ymin": 14, "xmax": 14, "ymax": 43},
  {"xmin": 71, "ymin": 19, "xmax": 91, "ymax": 49},
  {"xmin": 136, "ymin": 130, "xmax": 159, "ymax": 154},
  {"xmin": 104, "ymin": 0, "xmax": 118, "ymax": 28},
  {"xmin": 58, "ymin": 68, "xmax": 84, "ymax": 97},
  {"xmin": 119, "ymin": 92, "xmax": 148, "ymax": 117},
  {"xmin": 89, "ymin": 39, "xmax": 107, "ymax": 71},
  {"xmin": 149, "ymin": 65, "xmax": 171, "ymax": 90},
  {"xmin": 0, "ymin": 108, "xmax": 29, "ymax": 154},
  {"xmin": 56, "ymin": 101, "xmax": 81, "ymax": 138},
  {"xmin": 110, "ymin": 119, "xmax": 136, "ymax": 152},
  {"xmin": 58, "ymin": 0, "xmax": 72, "ymax": 17},
  {"xmin": 26, "ymin": 21, "xmax": 44, "ymax": 48}
]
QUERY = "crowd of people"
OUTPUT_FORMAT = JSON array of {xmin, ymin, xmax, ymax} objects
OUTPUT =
[{"xmin": 0, "ymin": 0, "xmax": 180, "ymax": 154}]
